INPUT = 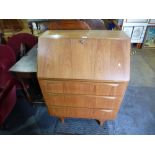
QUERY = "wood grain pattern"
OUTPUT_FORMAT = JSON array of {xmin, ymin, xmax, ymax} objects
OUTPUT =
[
  {"xmin": 47, "ymin": 19, "xmax": 106, "ymax": 30},
  {"xmin": 39, "ymin": 80, "xmax": 127, "ymax": 96},
  {"xmin": 39, "ymin": 30, "xmax": 129, "ymax": 39},
  {"xmin": 48, "ymin": 20, "xmax": 90, "ymax": 30},
  {"xmin": 0, "ymin": 19, "xmax": 24, "ymax": 31},
  {"xmin": 37, "ymin": 30, "xmax": 130, "ymax": 125},
  {"xmin": 38, "ymin": 30, "xmax": 130, "ymax": 81},
  {"xmin": 48, "ymin": 106, "xmax": 117, "ymax": 120},
  {"xmin": 44, "ymin": 94, "xmax": 122, "ymax": 109}
]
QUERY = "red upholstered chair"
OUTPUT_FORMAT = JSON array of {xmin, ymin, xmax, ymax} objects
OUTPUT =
[
  {"xmin": 0, "ymin": 45, "xmax": 30, "ymax": 103},
  {"xmin": 0, "ymin": 45, "xmax": 18, "ymax": 88},
  {"xmin": 7, "ymin": 33, "xmax": 38, "ymax": 59},
  {"xmin": 0, "ymin": 45, "xmax": 16, "ymax": 70},
  {"xmin": 0, "ymin": 79, "xmax": 16, "ymax": 125}
]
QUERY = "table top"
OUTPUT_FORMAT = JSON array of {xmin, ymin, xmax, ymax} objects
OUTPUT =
[{"xmin": 9, "ymin": 44, "xmax": 37, "ymax": 73}]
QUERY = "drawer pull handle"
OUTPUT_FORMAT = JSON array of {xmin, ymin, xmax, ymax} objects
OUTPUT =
[
  {"xmin": 101, "ymin": 110, "xmax": 113, "ymax": 112},
  {"xmin": 103, "ymin": 96, "xmax": 116, "ymax": 99},
  {"xmin": 106, "ymin": 83, "xmax": 119, "ymax": 87}
]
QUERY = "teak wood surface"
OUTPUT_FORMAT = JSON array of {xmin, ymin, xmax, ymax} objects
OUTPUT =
[
  {"xmin": 37, "ymin": 30, "xmax": 130, "ymax": 126},
  {"xmin": 38, "ymin": 30, "xmax": 130, "ymax": 81},
  {"xmin": 39, "ymin": 80, "xmax": 127, "ymax": 96}
]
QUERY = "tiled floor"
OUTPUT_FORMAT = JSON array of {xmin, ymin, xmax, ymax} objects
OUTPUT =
[{"xmin": 0, "ymin": 47, "xmax": 155, "ymax": 135}]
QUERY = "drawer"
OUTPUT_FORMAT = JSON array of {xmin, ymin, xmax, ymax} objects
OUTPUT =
[
  {"xmin": 39, "ymin": 80, "xmax": 64, "ymax": 93},
  {"xmin": 48, "ymin": 106, "xmax": 117, "ymax": 120},
  {"xmin": 40, "ymin": 80, "xmax": 127, "ymax": 96},
  {"xmin": 44, "ymin": 94, "xmax": 122, "ymax": 109},
  {"xmin": 94, "ymin": 82, "xmax": 127, "ymax": 96},
  {"xmin": 40, "ymin": 80, "xmax": 94, "ymax": 94},
  {"xmin": 64, "ymin": 82, "xmax": 94, "ymax": 95}
]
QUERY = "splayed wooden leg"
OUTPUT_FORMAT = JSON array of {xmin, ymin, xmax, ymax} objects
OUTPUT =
[
  {"xmin": 136, "ymin": 43, "xmax": 142, "ymax": 49},
  {"xmin": 60, "ymin": 117, "xmax": 65, "ymax": 123},
  {"xmin": 99, "ymin": 119, "xmax": 105, "ymax": 126}
]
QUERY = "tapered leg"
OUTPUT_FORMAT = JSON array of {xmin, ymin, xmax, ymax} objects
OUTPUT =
[
  {"xmin": 20, "ymin": 79, "xmax": 32, "ymax": 102},
  {"xmin": 136, "ymin": 43, "xmax": 142, "ymax": 49},
  {"xmin": 99, "ymin": 120, "xmax": 105, "ymax": 126},
  {"xmin": 60, "ymin": 117, "xmax": 65, "ymax": 123}
]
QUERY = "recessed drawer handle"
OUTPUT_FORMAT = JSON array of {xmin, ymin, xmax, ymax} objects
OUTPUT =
[
  {"xmin": 103, "ymin": 96, "xmax": 116, "ymax": 99},
  {"xmin": 101, "ymin": 110, "xmax": 113, "ymax": 112},
  {"xmin": 105, "ymin": 83, "xmax": 119, "ymax": 87}
]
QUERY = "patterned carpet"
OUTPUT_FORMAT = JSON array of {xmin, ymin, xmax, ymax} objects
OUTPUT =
[{"xmin": 0, "ymin": 48, "xmax": 155, "ymax": 135}]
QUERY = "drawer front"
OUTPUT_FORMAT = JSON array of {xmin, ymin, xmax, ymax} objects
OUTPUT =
[
  {"xmin": 95, "ymin": 82, "xmax": 127, "ymax": 96},
  {"xmin": 40, "ymin": 80, "xmax": 127, "ymax": 96},
  {"xmin": 48, "ymin": 106, "xmax": 117, "ymax": 120},
  {"xmin": 44, "ymin": 94, "xmax": 122, "ymax": 109},
  {"xmin": 64, "ymin": 82, "xmax": 94, "ymax": 95},
  {"xmin": 39, "ymin": 80, "xmax": 64, "ymax": 93}
]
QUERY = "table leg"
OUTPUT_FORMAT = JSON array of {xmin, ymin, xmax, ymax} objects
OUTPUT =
[{"xmin": 20, "ymin": 79, "xmax": 32, "ymax": 102}]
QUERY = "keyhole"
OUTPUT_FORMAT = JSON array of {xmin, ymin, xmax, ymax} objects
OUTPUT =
[{"xmin": 79, "ymin": 39, "xmax": 86, "ymax": 44}]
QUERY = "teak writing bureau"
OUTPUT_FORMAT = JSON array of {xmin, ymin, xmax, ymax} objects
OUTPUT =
[{"xmin": 37, "ymin": 30, "xmax": 130, "ymax": 126}]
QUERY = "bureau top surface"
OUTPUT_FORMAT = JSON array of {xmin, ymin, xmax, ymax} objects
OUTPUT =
[
  {"xmin": 37, "ymin": 30, "xmax": 130, "ymax": 81},
  {"xmin": 39, "ymin": 30, "xmax": 130, "ymax": 40}
]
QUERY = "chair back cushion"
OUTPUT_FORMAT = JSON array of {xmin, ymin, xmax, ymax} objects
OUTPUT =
[
  {"xmin": 7, "ymin": 33, "xmax": 38, "ymax": 58},
  {"xmin": 0, "ymin": 45, "xmax": 16, "ymax": 70}
]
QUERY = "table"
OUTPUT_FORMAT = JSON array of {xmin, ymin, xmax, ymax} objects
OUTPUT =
[
  {"xmin": 9, "ymin": 44, "xmax": 43, "ymax": 103},
  {"xmin": 9, "ymin": 44, "xmax": 37, "ymax": 76}
]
